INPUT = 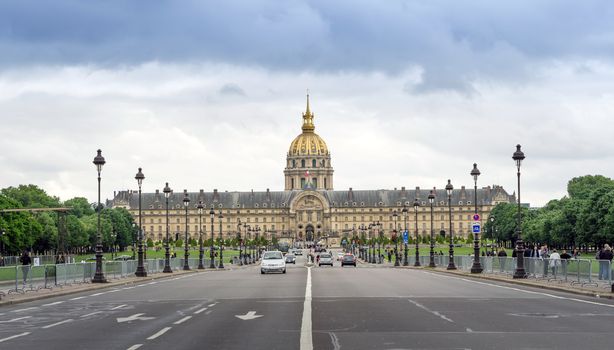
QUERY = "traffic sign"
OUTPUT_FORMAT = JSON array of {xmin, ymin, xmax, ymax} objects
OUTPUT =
[
  {"xmin": 472, "ymin": 223, "xmax": 481, "ymax": 234},
  {"xmin": 473, "ymin": 214, "xmax": 480, "ymax": 221},
  {"xmin": 402, "ymin": 230, "xmax": 408, "ymax": 244}
]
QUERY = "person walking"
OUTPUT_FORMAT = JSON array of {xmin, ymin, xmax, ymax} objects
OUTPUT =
[
  {"xmin": 549, "ymin": 249, "xmax": 561, "ymax": 278},
  {"xmin": 560, "ymin": 249, "xmax": 572, "ymax": 277},
  {"xmin": 598, "ymin": 244, "xmax": 613, "ymax": 280},
  {"xmin": 19, "ymin": 250, "xmax": 32, "ymax": 287}
]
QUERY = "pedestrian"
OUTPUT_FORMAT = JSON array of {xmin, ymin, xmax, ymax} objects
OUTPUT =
[
  {"xmin": 598, "ymin": 244, "xmax": 613, "ymax": 280},
  {"xmin": 19, "ymin": 250, "xmax": 32, "ymax": 286},
  {"xmin": 387, "ymin": 250, "xmax": 392, "ymax": 262},
  {"xmin": 497, "ymin": 248, "xmax": 507, "ymax": 272},
  {"xmin": 560, "ymin": 249, "xmax": 572, "ymax": 276},
  {"xmin": 0, "ymin": 254, "xmax": 4, "ymax": 267},
  {"xmin": 316, "ymin": 254, "xmax": 320, "ymax": 265},
  {"xmin": 549, "ymin": 249, "xmax": 561, "ymax": 277}
]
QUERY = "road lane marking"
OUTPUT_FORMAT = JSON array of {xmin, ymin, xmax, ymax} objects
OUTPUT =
[
  {"xmin": 42, "ymin": 319, "xmax": 74, "ymax": 329},
  {"xmin": 12, "ymin": 307, "xmax": 38, "ymax": 313},
  {"xmin": 300, "ymin": 267, "xmax": 313, "ymax": 350},
  {"xmin": 0, "ymin": 316, "xmax": 32, "ymax": 323},
  {"xmin": 174, "ymin": 316, "xmax": 192, "ymax": 324},
  {"xmin": 126, "ymin": 344, "xmax": 142, "ymax": 350},
  {"xmin": 194, "ymin": 308, "xmax": 208, "ymax": 314},
  {"xmin": 205, "ymin": 310, "xmax": 213, "ymax": 315},
  {"xmin": 81, "ymin": 311, "xmax": 102, "ymax": 318},
  {"xmin": 328, "ymin": 332, "xmax": 341, "ymax": 350},
  {"xmin": 70, "ymin": 296, "xmax": 85, "ymax": 300},
  {"xmin": 408, "ymin": 299, "xmax": 454, "ymax": 323},
  {"xmin": 235, "ymin": 311, "xmax": 263, "ymax": 320},
  {"xmin": 90, "ymin": 292, "xmax": 106, "ymax": 296},
  {"xmin": 111, "ymin": 304, "xmax": 127, "ymax": 310},
  {"xmin": 147, "ymin": 327, "xmax": 172, "ymax": 340},
  {"xmin": 456, "ymin": 277, "xmax": 614, "ymax": 309},
  {"xmin": 207, "ymin": 303, "xmax": 217, "ymax": 307},
  {"xmin": 42, "ymin": 301, "xmax": 64, "ymax": 306},
  {"xmin": 123, "ymin": 287, "xmax": 135, "ymax": 290},
  {"xmin": 108, "ymin": 289, "xmax": 120, "ymax": 293},
  {"xmin": 0, "ymin": 332, "xmax": 30, "ymax": 343}
]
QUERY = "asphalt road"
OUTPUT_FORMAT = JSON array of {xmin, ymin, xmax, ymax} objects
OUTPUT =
[{"xmin": 1, "ymin": 250, "xmax": 614, "ymax": 350}]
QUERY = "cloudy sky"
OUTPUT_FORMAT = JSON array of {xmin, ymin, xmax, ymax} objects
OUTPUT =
[{"xmin": 1, "ymin": 0, "xmax": 613, "ymax": 207}]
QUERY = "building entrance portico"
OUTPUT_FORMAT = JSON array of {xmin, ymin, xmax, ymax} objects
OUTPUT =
[{"xmin": 290, "ymin": 190, "xmax": 330, "ymax": 245}]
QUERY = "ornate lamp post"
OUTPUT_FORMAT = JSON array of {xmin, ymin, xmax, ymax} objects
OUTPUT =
[
  {"xmin": 197, "ymin": 201, "xmax": 205, "ymax": 269},
  {"xmin": 446, "ymin": 180, "xmax": 457, "ymax": 270},
  {"xmin": 237, "ymin": 218, "xmax": 243, "ymax": 266},
  {"xmin": 367, "ymin": 224, "xmax": 373, "ymax": 263},
  {"xmin": 182, "ymin": 190, "xmax": 190, "ymax": 270},
  {"xmin": 255, "ymin": 225, "xmax": 261, "ymax": 260},
  {"xmin": 218, "ymin": 210, "xmax": 224, "ymax": 268},
  {"xmin": 393, "ymin": 210, "xmax": 399, "ymax": 266},
  {"xmin": 209, "ymin": 207, "xmax": 216, "ymax": 268},
  {"xmin": 358, "ymin": 224, "xmax": 365, "ymax": 260},
  {"xmin": 428, "ymin": 190, "xmax": 436, "ymax": 267},
  {"xmin": 163, "ymin": 182, "xmax": 173, "ymax": 273},
  {"xmin": 413, "ymin": 199, "xmax": 421, "ymax": 266},
  {"xmin": 243, "ymin": 223, "xmax": 250, "ymax": 264},
  {"xmin": 134, "ymin": 167, "xmax": 147, "ymax": 277},
  {"xmin": 402, "ymin": 204, "xmax": 409, "ymax": 266},
  {"xmin": 377, "ymin": 221, "xmax": 383, "ymax": 264},
  {"xmin": 470, "ymin": 163, "xmax": 483, "ymax": 273},
  {"xmin": 512, "ymin": 144, "xmax": 527, "ymax": 279},
  {"xmin": 92, "ymin": 149, "xmax": 107, "ymax": 283}
]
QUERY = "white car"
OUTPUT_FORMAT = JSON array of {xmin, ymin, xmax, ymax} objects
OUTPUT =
[
  {"xmin": 261, "ymin": 251, "xmax": 286, "ymax": 274},
  {"xmin": 337, "ymin": 252, "xmax": 344, "ymax": 261}
]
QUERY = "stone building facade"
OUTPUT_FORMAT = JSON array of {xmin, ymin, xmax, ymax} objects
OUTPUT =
[{"xmin": 109, "ymin": 96, "xmax": 514, "ymax": 246}]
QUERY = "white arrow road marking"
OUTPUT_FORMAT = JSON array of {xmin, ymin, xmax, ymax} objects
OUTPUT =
[
  {"xmin": 116, "ymin": 313, "xmax": 156, "ymax": 323},
  {"xmin": 235, "ymin": 311, "xmax": 264, "ymax": 320}
]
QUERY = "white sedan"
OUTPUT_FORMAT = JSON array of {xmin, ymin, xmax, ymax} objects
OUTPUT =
[{"xmin": 260, "ymin": 251, "xmax": 286, "ymax": 274}]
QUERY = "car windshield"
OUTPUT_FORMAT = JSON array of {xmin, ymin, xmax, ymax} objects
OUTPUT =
[
  {"xmin": 286, "ymin": 254, "xmax": 295, "ymax": 258},
  {"xmin": 263, "ymin": 252, "xmax": 283, "ymax": 260},
  {"xmin": 343, "ymin": 255, "xmax": 354, "ymax": 260},
  {"xmin": 320, "ymin": 254, "xmax": 331, "ymax": 258}
]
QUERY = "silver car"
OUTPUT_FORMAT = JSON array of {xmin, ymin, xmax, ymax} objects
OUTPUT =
[
  {"xmin": 261, "ymin": 251, "xmax": 286, "ymax": 274},
  {"xmin": 318, "ymin": 253, "xmax": 333, "ymax": 266}
]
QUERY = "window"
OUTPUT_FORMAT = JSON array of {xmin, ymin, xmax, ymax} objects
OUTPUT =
[
  {"xmin": 292, "ymin": 160, "xmax": 296, "ymax": 168},
  {"xmin": 312, "ymin": 159, "xmax": 316, "ymax": 168},
  {"xmin": 291, "ymin": 178, "xmax": 295, "ymax": 189},
  {"xmin": 301, "ymin": 159, "xmax": 305, "ymax": 167},
  {"xmin": 301, "ymin": 178, "xmax": 306, "ymax": 188},
  {"xmin": 313, "ymin": 178, "xmax": 317, "ymax": 188},
  {"xmin": 324, "ymin": 178, "xmax": 327, "ymax": 188}
]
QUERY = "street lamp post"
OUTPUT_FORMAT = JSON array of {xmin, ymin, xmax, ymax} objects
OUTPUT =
[
  {"xmin": 163, "ymin": 182, "xmax": 173, "ymax": 273},
  {"xmin": 512, "ymin": 144, "xmax": 527, "ymax": 279},
  {"xmin": 182, "ymin": 190, "xmax": 190, "ymax": 271},
  {"xmin": 209, "ymin": 207, "xmax": 216, "ymax": 268},
  {"xmin": 377, "ymin": 222, "xmax": 382, "ymax": 264},
  {"xmin": 134, "ymin": 167, "xmax": 147, "ymax": 277},
  {"xmin": 92, "ymin": 149, "xmax": 107, "ymax": 283},
  {"xmin": 197, "ymin": 201, "xmax": 205, "ymax": 269},
  {"xmin": 393, "ymin": 210, "xmax": 399, "ymax": 266},
  {"xmin": 255, "ymin": 225, "xmax": 261, "ymax": 260},
  {"xmin": 368, "ymin": 224, "xmax": 374, "ymax": 263},
  {"xmin": 402, "ymin": 204, "xmax": 409, "ymax": 266},
  {"xmin": 470, "ymin": 163, "xmax": 483, "ymax": 273},
  {"xmin": 243, "ymin": 223, "xmax": 250, "ymax": 264},
  {"xmin": 218, "ymin": 210, "xmax": 224, "ymax": 268},
  {"xmin": 428, "ymin": 191, "xmax": 436, "ymax": 267},
  {"xmin": 131, "ymin": 222, "xmax": 136, "ymax": 260},
  {"xmin": 446, "ymin": 180, "xmax": 457, "ymax": 270},
  {"xmin": 413, "ymin": 198, "xmax": 421, "ymax": 267},
  {"xmin": 237, "ymin": 218, "xmax": 243, "ymax": 266}
]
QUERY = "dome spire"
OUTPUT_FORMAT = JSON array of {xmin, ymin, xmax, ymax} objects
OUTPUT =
[{"xmin": 302, "ymin": 92, "xmax": 315, "ymax": 133}]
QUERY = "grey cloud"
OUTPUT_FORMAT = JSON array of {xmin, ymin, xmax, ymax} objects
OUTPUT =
[
  {"xmin": 219, "ymin": 83, "xmax": 246, "ymax": 96},
  {"xmin": 2, "ymin": 1, "xmax": 614, "ymax": 93}
]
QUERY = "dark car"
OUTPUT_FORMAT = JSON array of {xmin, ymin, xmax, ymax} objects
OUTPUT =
[
  {"xmin": 341, "ymin": 254, "xmax": 356, "ymax": 267},
  {"xmin": 285, "ymin": 254, "xmax": 296, "ymax": 264}
]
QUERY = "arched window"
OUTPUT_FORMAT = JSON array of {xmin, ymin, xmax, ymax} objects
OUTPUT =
[
  {"xmin": 312, "ymin": 159, "xmax": 316, "ymax": 168},
  {"xmin": 301, "ymin": 159, "xmax": 305, "ymax": 168},
  {"xmin": 291, "ymin": 178, "xmax": 295, "ymax": 189},
  {"xmin": 292, "ymin": 160, "xmax": 296, "ymax": 168}
]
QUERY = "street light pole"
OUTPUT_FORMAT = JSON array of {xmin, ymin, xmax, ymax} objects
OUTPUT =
[
  {"xmin": 197, "ymin": 201, "xmax": 205, "ymax": 269},
  {"xmin": 218, "ymin": 210, "xmax": 224, "ymax": 268},
  {"xmin": 393, "ymin": 210, "xmax": 399, "ymax": 266},
  {"xmin": 428, "ymin": 191, "xmax": 436, "ymax": 267},
  {"xmin": 512, "ymin": 144, "xmax": 527, "ymax": 279},
  {"xmin": 163, "ymin": 182, "xmax": 173, "ymax": 273},
  {"xmin": 402, "ymin": 204, "xmax": 409, "ymax": 266},
  {"xmin": 209, "ymin": 207, "xmax": 216, "ymax": 268},
  {"xmin": 413, "ymin": 198, "xmax": 421, "ymax": 267},
  {"xmin": 470, "ymin": 163, "xmax": 483, "ymax": 273},
  {"xmin": 92, "ymin": 149, "xmax": 107, "ymax": 283},
  {"xmin": 134, "ymin": 167, "xmax": 147, "ymax": 277},
  {"xmin": 237, "ymin": 217, "xmax": 243, "ymax": 266},
  {"xmin": 446, "ymin": 179, "xmax": 457, "ymax": 270},
  {"xmin": 182, "ymin": 190, "xmax": 190, "ymax": 271}
]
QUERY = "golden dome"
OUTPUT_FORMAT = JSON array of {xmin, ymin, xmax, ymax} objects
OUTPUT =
[{"xmin": 288, "ymin": 94, "xmax": 329, "ymax": 156}]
